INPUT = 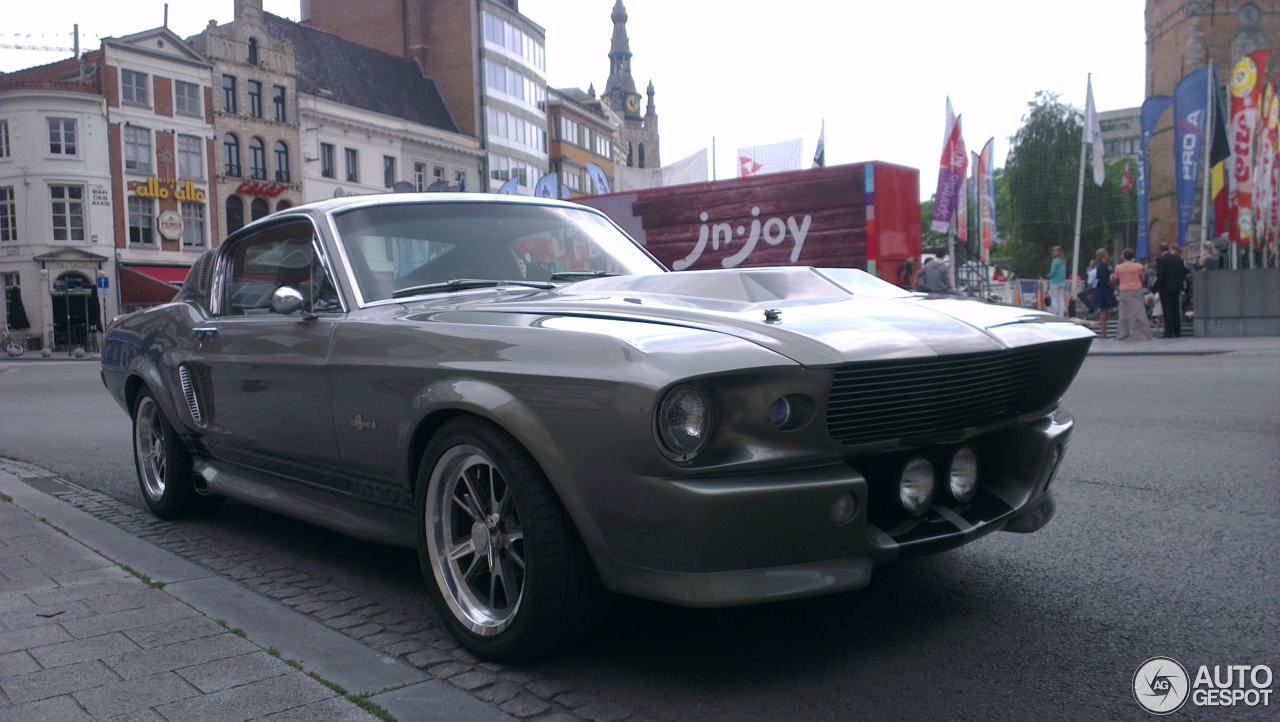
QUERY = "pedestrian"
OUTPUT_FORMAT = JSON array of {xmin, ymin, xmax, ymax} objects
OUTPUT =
[
  {"xmin": 991, "ymin": 264, "xmax": 1007, "ymax": 282},
  {"xmin": 1045, "ymin": 245, "xmax": 1068, "ymax": 316},
  {"xmin": 1113, "ymin": 248, "xmax": 1152, "ymax": 340},
  {"xmin": 1091, "ymin": 248, "xmax": 1117, "ymax": 337},
  {"xmin": 1153, "ymin": 242, "xmax": 1189, "ymax": 338},
  {"xmin": 1196, "ymin": 241, "xmax": 1219, "ymax": 271},
  {"xmin": 917, "ymin": 250, "xmax": 953, "ymax": 293},
  {"xmin": 898, "ymin": 256, "xmax": 917, "ymax": 289}
]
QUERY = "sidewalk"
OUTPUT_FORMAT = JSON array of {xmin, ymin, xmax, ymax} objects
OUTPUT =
[
  {"xmin": 1085, "ymin": 335, "xmax": 1280, "ymax": 356},
  {"xmin": 0, "ymin": 471, "xmax": 514, "ymax": 722}
]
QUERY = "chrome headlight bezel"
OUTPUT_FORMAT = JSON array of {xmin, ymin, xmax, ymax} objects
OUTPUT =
[{"xmin": 654, "ymin": 383, "xmax": 714, "ymax": 462}]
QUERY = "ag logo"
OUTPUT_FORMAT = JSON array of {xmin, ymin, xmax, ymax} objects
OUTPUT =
[{"xmin": 1134, "ymin": 657, "xmax": 1190, "ymax": 714}]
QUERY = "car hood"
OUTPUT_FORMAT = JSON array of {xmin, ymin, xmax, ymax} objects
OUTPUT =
[{"xmin": 417, "ymin": 267, "xmax": 1093, "ymax": 367}]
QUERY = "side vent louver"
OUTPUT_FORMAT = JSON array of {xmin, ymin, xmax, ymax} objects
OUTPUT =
[{"xmin": 178, "ymin": 366, "xmax": 202, "ymax": 424}]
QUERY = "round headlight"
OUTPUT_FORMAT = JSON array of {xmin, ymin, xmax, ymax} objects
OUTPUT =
[
  {"xmin": 766, "ymin": 397, "xmax": 793, "ymax": 428},
  {"xmin": 899, "ymin": 457, "xmax": 936, "ymax": 516},
  {"xmin": 948, "ymin": 446, "xmax": 979, "ymax": 503},
  {"xmin": 656, "ymin": 384, "xmax": 712, "ymax": 461}
]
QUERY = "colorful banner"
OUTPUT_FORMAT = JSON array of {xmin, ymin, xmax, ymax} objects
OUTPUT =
[
  {"xmin": 976, "ymin": 138, "xmax": 997, "ymax": 262},
  {"xmin": 1174, "ymin": 65, "xmax": 1211, "ymax": 247},
  {"xmin": 1228, "ymin": 51, "xmax": 1269, "ymax": 246},
  {"xmin": 957, "ymin": 173, "xmax": 968, "ymax": 242},
  {"xmin": 1252, "ymin": 82, "xmax": 1276, "ymax": 244},
  {"xmin": 1084, "ymin": 77, "xmax": 1106, "ymax": 185},
  {"xmin": 736, "ymin": 138, "xmax": 803, "ymax": 177},
  {"xmin": 1138, "ymin": 95, "xmax": 1174, "ymax": 258},
  {"xmin": 930, "ymin": 106, "xmax": 968, "ymax": 234},
  {"xmin": 1209, "ymin": 72, "xmax": 1232, "ymax": 237}
]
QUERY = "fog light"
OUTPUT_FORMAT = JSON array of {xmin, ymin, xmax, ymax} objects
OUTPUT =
[
  {"xmin": 898, "ymin": 457, "xmax": 935, "ymax": 516},
  {"xmin": 830, "ymin": 493, "xmax": 857, "ymax": 524},
  {"xmin": 766, "ymin": 397, "xmax": 793, "ymax": 428},
  {"xmin": 948, "ymin": 446, "xmax": 979, "ymax": 503}
]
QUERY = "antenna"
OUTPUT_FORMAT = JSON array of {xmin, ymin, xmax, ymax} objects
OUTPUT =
[{"xmin": 164, "ymin": 3, "xmax": 170, "ymax": 28}]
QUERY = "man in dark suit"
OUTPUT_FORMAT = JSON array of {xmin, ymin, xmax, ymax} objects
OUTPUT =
[{"xmin": 1153, "ymin": 243, "xmax": 1189, "ymax": 338}]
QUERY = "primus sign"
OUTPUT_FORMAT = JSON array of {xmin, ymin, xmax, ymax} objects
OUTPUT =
[{"xmin": 577, "ymin": 162, "xmax": 922, "ymax": 285}]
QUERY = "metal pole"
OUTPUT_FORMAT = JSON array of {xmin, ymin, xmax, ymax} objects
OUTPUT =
[
  {"xmin": 1071, "ymin": 75, "xmax": 1091, "ymax": 315},
  {"xmin": 1200, "ymin": 63, "xmax": 1214, "ymax": 251}
]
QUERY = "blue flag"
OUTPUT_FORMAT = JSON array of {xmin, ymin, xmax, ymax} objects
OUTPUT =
[
  {"xmin": 1173, "ymin": 65, "xmax": 1212, "ymax": 247},
  {"xmin": 585, "ymin": 161, "xmax": 611, "ymax": 194},
  {"xmin": 534, "ymin": 172, "xmax": 558, "ymax": 198},
  {"xmin": 498, "ymin": 177, "xmax": 520, "ymax": 195},
  {"xmin": 1138, "ymin": 94, "xmax": 1174, "ymax": 258}
]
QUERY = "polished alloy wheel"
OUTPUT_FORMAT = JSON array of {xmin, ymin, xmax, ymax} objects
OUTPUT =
[
  {"xmin": 134, "ymin": 396, "xmax": 167, "ymax": 502},
  {"xmin": 427, "ymin": 445, "xmax": 526, "ymax": 636}
]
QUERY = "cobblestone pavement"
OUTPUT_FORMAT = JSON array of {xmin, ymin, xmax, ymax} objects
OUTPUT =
[{"xmin": 0, "ymin": 458, "xmax": 649, "ymax": 722}]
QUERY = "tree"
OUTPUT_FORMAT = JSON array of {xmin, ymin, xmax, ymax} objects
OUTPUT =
[{"xmin": 1002, "ymin": 92, "xmax": 1136, "ymax": 278}]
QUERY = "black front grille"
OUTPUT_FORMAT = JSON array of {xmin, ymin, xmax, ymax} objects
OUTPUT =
[{"xmin": 826, "ymin": 347, "xmax": 1046, "ymax": 445}]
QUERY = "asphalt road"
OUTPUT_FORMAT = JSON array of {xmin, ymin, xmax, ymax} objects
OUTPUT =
[{"xmin": 1, "ymin": 350, "xmax": 1277, "ymax": 720}]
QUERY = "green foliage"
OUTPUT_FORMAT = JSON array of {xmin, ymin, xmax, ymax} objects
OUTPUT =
[{"xmin": 1002, "ymin": 91, "xmax": 1137, "ymax": 277}]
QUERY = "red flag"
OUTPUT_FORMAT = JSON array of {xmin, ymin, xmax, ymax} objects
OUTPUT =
[{"xmin": 1121, "ymin": 162, "xmax": 1134, "ymax": 193}]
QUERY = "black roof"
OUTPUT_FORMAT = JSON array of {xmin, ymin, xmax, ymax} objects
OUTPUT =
[{"xmin": 262, "ymin": 13, "xmax": 460, "ymax": 134}]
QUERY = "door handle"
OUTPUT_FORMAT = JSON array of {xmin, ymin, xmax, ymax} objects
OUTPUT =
[{"xmin": 192, "ymin": 327, "xmax": 219, "ymax": 340}]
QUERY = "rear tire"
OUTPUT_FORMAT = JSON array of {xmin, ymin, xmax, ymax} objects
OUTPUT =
[
  {"xmin": 416, "ymin": 416, "xmax": 602, "ymax": 661},
  {"xmin": 132, "ymin": 389, "xmax": 221, "ymax": 519}
]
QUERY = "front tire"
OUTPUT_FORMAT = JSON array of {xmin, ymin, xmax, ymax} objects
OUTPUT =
[
  {"xmin": 417, "ymin": 416, "xmax": 601, "ymax": 661},
  {"xmin": 132, "ymin": 389, "xmax": 221, "ymax": 519}
]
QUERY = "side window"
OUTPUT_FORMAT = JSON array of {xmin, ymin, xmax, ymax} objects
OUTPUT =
[{"xmin": 219, "ymin": 221, "xmax": 341, "ymax": 316}]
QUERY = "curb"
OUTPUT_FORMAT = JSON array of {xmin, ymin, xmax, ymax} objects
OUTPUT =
[{"xmin": 0, "ymin": 470, "xmax": 515, "ymax": 722}]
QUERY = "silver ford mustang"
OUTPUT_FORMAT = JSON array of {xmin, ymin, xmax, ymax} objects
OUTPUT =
[{"xmin": 102, "ymin": 194, "xmax": 1093, "ymax": 660}]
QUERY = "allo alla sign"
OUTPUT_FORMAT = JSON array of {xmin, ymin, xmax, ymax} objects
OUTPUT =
[{"xmin": 129, "ymin": 177, "xmax": 207, "ymax": 203}]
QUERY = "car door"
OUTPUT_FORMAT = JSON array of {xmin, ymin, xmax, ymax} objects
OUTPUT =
[{"xmin": 188, "ymin": 218, "xmax": 346, "ymax": 488}]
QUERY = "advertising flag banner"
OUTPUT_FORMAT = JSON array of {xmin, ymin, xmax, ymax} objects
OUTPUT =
[
  {"xmin": 1208, "ymin": 70, "xmax": 1232, "ymax": 237},
  {"xmin": 1084, "ymin": 77, "xmax": 1106, "ymax": 185},
  {"xmin": 930, "ymin": 107, "xmax": 968, "ymax": 234},
  {"xmin": 585, "ymin": 161, "xmax": 611, "ymax": 195},
  {"xmin": 977, "ymin": 138, "xmax": 997, "ymax": 262},
  {"xmin": 957, "ymin": 173, "xmax": 968, "ymax": 242},
  {"xmin": 1138, "ymin": 94, "xmax": 1174, "ymax": 258},
  {"xmin": 498, "ymin": 177, "xmax": 520, "ymax": 195},
  {"xmin": 813, "ymin": 121, "xmax": 826, "ymax": 168},
  {"xmin": 1121, "ymin": 162, "xmax": 1134, "ymax": 193},
  {"xmin": 1252, "ymin": 82, "xmax": 1276, "ymax": 243},
  {"xmin": 1174, "ymin": 65, "xmax": 1211, "ymax": 246},
  {"xmin": 534, "ymin": 172, "xmax": 559, "ymax": 198},
  {"xmin": 736, "ymin": 138, "xmax": 803, "ymax": 177},
  {"xmin": 1228, "ymin": 51, "xmax": 1269, "ymax": 245}
]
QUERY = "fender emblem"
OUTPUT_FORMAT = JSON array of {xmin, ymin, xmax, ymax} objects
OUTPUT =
[{"xmin": 350, "ymin": 414, "xmax": 378, "ymax": 431}]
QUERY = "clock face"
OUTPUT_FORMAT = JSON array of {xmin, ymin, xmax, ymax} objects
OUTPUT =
[
  {"xmin": 626, "ymin": 95, "xmax": 640, "ymax": 113},
  {"xmin": 601, "ymin": 95, "xmax": 611, "ymax": 108}
]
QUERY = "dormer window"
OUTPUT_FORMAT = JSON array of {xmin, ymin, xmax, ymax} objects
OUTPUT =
[{"xmin": 248, "ymin": 38, "xmax": 259, "ymax": 66}]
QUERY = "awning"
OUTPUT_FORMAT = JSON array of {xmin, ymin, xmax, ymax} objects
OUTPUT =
[{"xmin": 119, "ymin": 264, "xmax": 187, "ymax": 307}]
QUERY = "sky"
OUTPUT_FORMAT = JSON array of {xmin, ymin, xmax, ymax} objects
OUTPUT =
[{"xmin": 2, "ymin": 0, "xmax": 1147, "ymax": 199}]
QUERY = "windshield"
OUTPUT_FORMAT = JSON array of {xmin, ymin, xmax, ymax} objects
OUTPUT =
[{"xmin": 331, "ymin": 201, "xmax": 665, "ymax": 303}]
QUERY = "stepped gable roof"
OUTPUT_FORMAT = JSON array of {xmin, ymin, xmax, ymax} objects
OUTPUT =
[{"xmin": 262, "ymin": 12, "xmax": 459, "ymax": 134}]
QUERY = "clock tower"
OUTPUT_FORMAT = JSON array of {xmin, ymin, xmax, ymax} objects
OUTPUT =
[{"xmin": 602, "ymin": 0, "xmax": 660, "ymax": 168}]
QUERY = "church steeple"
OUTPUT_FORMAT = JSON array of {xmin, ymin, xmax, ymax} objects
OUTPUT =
[{"xmin": 604, "ymin": 0, "xmax": 642, "ymax": 120}]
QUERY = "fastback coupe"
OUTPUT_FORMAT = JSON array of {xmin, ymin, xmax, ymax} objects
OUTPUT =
[{"xmin": 103, "ymin": 194, "xmax": 1093, "ymax": 660}]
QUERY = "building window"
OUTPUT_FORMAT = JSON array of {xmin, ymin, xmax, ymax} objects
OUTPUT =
[
  {"xmin": 177, "ymin": 135, "xmax": 203, "ymax": 180},
  {"xmin": 0, "ymin": 120, "xmax": 9, "ymax": 158},
  {"xmin": 127, "ymin": 195, "xmax": 153, "ymax": 245},
  {"xmin": 383, "ymin": 156, "xmax": 396, "ymax": 188},
  {"xmin": 121, "ymin": 69, "xmax": 149, "ymax": 106},
  {"xmin": 48, "ymin": 118, "xmax": 77, "ymax": 156},
  {"xmin": 248, "ymin": 81, "xmax": 263, "ymax": 119},
  {"xmin": 247, "ymin": 37, "xmax": 259, "ymax": 66},
  {"xmin": 638, "ymin": 143, "xmax": 645, "ymax": 169},
  {"xmin": 226, "ymin": 196, "xmax": 244, "ymax": 233},
  {"xmin": 273, "ymin": 85, "xmax": 286, "ymax": 122},
  {"xmin": 276, "ymin": 200, "xmax": 292, "ymax": 212},
  {"xmin": 413, "ymin": 161, "xmax": 426, "ymax": 190},
  {"xmin": 594, "ymin": 133, "xmax": 610, "ymax": 158},
  {"xmin": 321, "ymin": 143, "xmax": 335, "ymax": 178},
  {"xmin": 274, "ymin": 141, "xmax": 290, "ymax": 182},
  {"xmin": 175, "ymin": 81, "xmax": 201, "ymax": 116},
  {"xmin": 124, "ymin": 126, "xmax": 151, "ymax": 173},
  {"xmin": 0, "ymin": 187, "xmax": 15, "ymax": 241},
  {"xmin": 50, "ymin": 185, "xmax": 85, "ymax": 241},
  {"xmin": 223, "ymin": 133, "xmax": 241, "ymax": 176},
  {"xmin": 181, "ymin": 201, "xmax": 205, "ymax": 247},
  {"xmin": 222, "ymin": 75, "xmax": 237, "ymax": 114},
  {"xmin": 249, "ymin": 137, "xmax": 266, "ymax": 180},
  {"xmin": 565, "ymin": 170, "xmax": 581, "ymax": 191},
  {"xmin": 251, "ymin": 197, "xmax": 269, "ymax": 221},
  {"xmin": 559, "ymin": 117, "xmax": 580, "ymax": 146},
  {"xmin": 345, "ymin": 148, "xmax": 358, "ymax": 182}
]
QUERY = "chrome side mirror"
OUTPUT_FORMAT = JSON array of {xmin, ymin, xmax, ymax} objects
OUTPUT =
[{"xmin": 270, "ymin": 286, "xmax": 305, "ymax": 315}]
